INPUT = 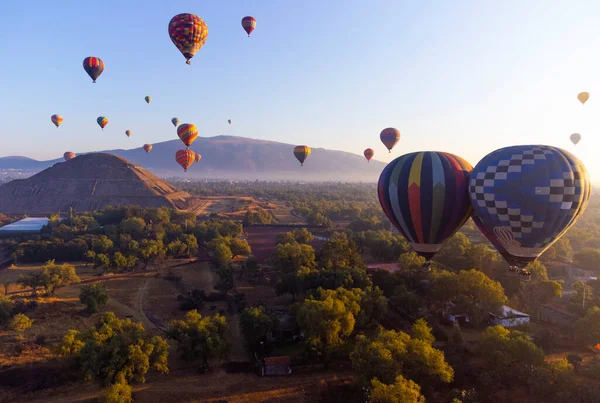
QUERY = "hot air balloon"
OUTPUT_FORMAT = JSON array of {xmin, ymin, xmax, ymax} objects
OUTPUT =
[
  {"xmin": 578, "ymin": 92, "xmax": 590, "ymax": 105},
  {"xmin": 97, "ymin": 116, "xmax": 108, "ymax": 130},
  {"xmin": 195, "ymin": 153, "xmax": 202, "ymax": 162},
  {"xmin": 172, "ymin": 117, "xmax": 180, "ymax": 127},
  {"xmin": 176, "ymin": 149, "xmax": 195, "ymax": 172},
  {"xmin": 145, "ymin": 96, "xmax": 152, "ymax": 104},
  {"xmin": 83, "ymin": 57, "xmax": 104, "ymax": 83},
  {"xmin": 241, "ymin": 16, "xmax": 256, "ymax": 37},
  {"xmin": 51, "ymin": 114, "xmax": 64, "ymax": 128},
  {"xmin": 378, "ymin": 152, "xmax": 473, "ymax": 264},
  {"xmin": 380, "ymin": 128, "xmax": 401, "ymax": 153},
  {"xmin": 168, "ymin": 13, "xmax": 208, "ymax": 65},
  {"xmin": 177, "ymin": 123, "xmax": 198, "ymax": 147},
  {"xmin": 228, "ymin": 119, "xmax": 232, "ymax": 124},
  {"xmin": 293, "ymin": 145, "xmax": 311, "ymax": 166},
  {"xmin": 64, "ymin": 152, "xmax": 76, "ymax": 161},
  {"xmin": 571, "ymin": 133, "xmax": 581, "ymax": 145},
  {"xmin": 469, "ymin": 145, "xmax": 591, "ymax": 279},
  {"xmin": 143, "ymin": 144, "xmax": 152, "ymax": 153},
  {"xmin": 364, "ymin": 148, "xmax": 374, "ymax": 162},
  {"xmin": 125, "ymin": 130, "xmax": 132, "ymax": 137}
]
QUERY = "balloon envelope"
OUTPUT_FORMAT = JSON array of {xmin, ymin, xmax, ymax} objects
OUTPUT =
[
  {"xmin": 364, "ymin": 148, "xmax": 374, "ymax": 162},
  {"xmin": 145, "ymin": 96, "xmax": 152, "ymax": 104},
  {"xmin": 380, "ymin": 128, "xmax": 401, "ymax": 152},
  {"xmin": 97, "ymin": 116, "xmax": 108, "ymax": 130},
  {"xmin": 143, "ymin": 144, "xmax": 152, "ymax": 153},
  {"xmin": 177, "ymin": 123, "xmax": 199, "ymax": 147},
  {"xmin": 125, "ymin": 130, "xmax": 132, "ymax": 137},
  {"xmin": 469, "ymin": 145, "xmax": 591, "ymax": 268},
  {"xmin": 176, "ymin": 149, "xmax": 195, "ymax": 172},
  {"xmin": 228, "ymin": 119, "xmax": 232, "ymax": 124},
  {"xmin": 578, "ymin": 92, "xmax": 590, "ymax": 104},
  {"xmin": 168, "ymin": 13, "xmax": 208, "ymax": 64},
  {"xmin": 83, "ymin": 57, "xmax": 104, "ymax": 83},
  {"xmin": 570, "ymin": 133, "xmax": 581, "ymax": 145},
  {"xmin": 195, "ymin": 153, "xmax": 202, "ymax": 163},
  {"xmin": 64, "ymin": 152, "xmax": 76, "ymax": 161},
  {"xmin": 378, "ymin": 151, "xmax": 473, "ymax": 260},
  {"xmin": 172, "ymin": 118, "xmax": 180, "ymax": 127},
  {"xmin": 51, "ymin": 114, "xmax": 63, "ymax": 128},
  {"xmin": 294, "ymin": 145, "xmax": 311, "ymax": 166},
  {"xmin": 242, "ymin": 16, "xmax": 256, "ymax": 36}
]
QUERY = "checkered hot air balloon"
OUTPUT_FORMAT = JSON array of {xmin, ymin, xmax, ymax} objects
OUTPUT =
[
  {"xmin": 177, "ymin": 123, "xmax": 198, "ymax": 147},
  {"xmin": 364, "ymin": 148, "xmax": 374, "ymax": 162},
  {"xmin": 380, "ymin": 128, "xmax": 401, "ymax": 153},
  {"xmin": 469, "ymin": 145, "xmax": 591, "ymax": 277},
  {"xmin": 83, "ymin": 57, "xmax": 104, "ymax": 83},
  {"xmin": 378, "ymin": 151, "xmax": 473, "ymax": 263},
  {"xmin": 51, "ymin": 114, "xmax": 63, "ymax": 128},
  {"xmin": 241, "ymin": 16, "xmax": 256, "ymax": 37},
  {"xmin": 97, "ymin": 116, "xmax": 108, "ymax": 130},
  {"xmin": 293, "ymin": 145, "xmax": 311, "ymax": 166},
  {"xmin": 176, "ymin": 149, "xmax": 195, "ymax": 172},
  {"xmin": 168, "ymin": 13, "xmax": 208, "ymax": 65}
]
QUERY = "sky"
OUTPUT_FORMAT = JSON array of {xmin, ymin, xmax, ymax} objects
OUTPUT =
[{"xmin": 1, "ymin": 1, "xmax": 600, "ymax": 180}]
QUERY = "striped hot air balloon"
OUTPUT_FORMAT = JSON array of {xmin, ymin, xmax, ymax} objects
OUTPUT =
[
  {"xmin": 380, "ymin": 128, "xmax": 401, "ymax": 153},
  {"xmin": 177, "ymin": 123, "xmax": 198, "ymax": 147},
  {"xmin": 378, "ymin": 152, "xmax": 473, "ymax": 262},
  {"xmin": 176, "ymin": 149, "xmax": 195, "ymax": 172},
  {"xmin": 125, "ymin": 130, "xmax": 132, "ymax": 137},
  {"xmin": 97, "ymin": 116, "xmax": 108, "ymax": 130},
  {"xmin": 64, "ymin": 152, "xmax": 76, "ymax": 161},
  {"xmin": 364, "ymin": 148, "xmax": 374, "ymax": 162},
  {"xmin": 51, "ymin": 114, "xmax": 64, "ymax": 128},
  {"xmin": 195, "ymin": 153, "xmax": 202, "ymax": 163},
  {"xmin": 293, "ymin": 145, "xmax": 311, "ymax": 166},
  {"xmin": 83, "ymin": 57, "xmax": 104, "ymax": 83},
  {"xmin": 168, "ymin": 13, "xmax": 208, "ymax": 65},
  {"xmin": 241, "ymin": 16, "xmax": 256, "ymax": 37},
  {"xmin": 143, "ymin": 144, "xmax": 152, "ymax": 153},
  {"xmin": 145, "ymin": 96, "xmax": 152, "ymax": 104},
  {"xmin": 172, "ymin": 117, "xmax": 180, "ymax": 127}
]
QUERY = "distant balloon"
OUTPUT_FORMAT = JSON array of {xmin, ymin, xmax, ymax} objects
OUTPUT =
[
  {"xmin": 195, "ymin": 153, "xmax": 202, "ymax": 163},
  {"xmin": 176, "ymin": 149, "xmax": 195, "ymax": 172},
  {"xmin": 168, "ymin": 13, "xmax": 208, "ymax": 65},
  {"xmin": 378, "ymin": 151, "xmax": 473, "ymax": 262},
  {"xmin": 97, "ymin": 116, "xmax": 108, "ymax": 130},
  {"xmin": 143, "ymin": 144, "xmax": 152, "ymax": 153},
  {"xmin": 578, "ymin": 92, "xmax": 590, "ymax": 105},
  {"xmin": 145, "ymin": 96, "xmax": 152, "ymax": 104},
  {"xmin": 293, "ymin": 145, "xmax": 311, "ymax": 166},
  {"xmin": 364, "ymin": 148, "xmax": 374, "ymax": 162},
  {"xmin": 83, "ymin": 57, "xmax": 104, "ymax": 83},
  {"xmin": 63, "ymin": 152, "xmax": 76, "ymax": 161},
  {"xmin": 241, "ymin": 16, "xmax": 256, "ymax": 37},
  {"xmin": 380, "ymin": 128, "xmax": 401, "ymax": 153},
  {"xmin": 177, "ymin": 123, "xmax": 199, "ymax": 147},
  {"xmin": 228, "ymin": 119, "xmax": 232, "ymax": 124},
  {"xmin": 171, "ymin": 117, "xmax": 180, "ymax": 127},
  {"xmin": 125, "ymin": 130, "xmax": 132, "ymax": 137},
  {"xmin": 570, "ymin": 133, "xmax": 581, "ymax": 145},
  {"xmin": 469, "ymin": 145, "xmax": 591, "ymax": 272},
  {"xmin": 51, "ymin": 114, "xmax": 63, "ymax": 128}
]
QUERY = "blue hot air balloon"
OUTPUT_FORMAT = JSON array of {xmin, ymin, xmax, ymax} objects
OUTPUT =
[
  {"xmin": 469, "ymin": 145, "xmax": 591, "ymax": 279},
  {"xmin": 378, "ymin": 151, "xmax": 473, "ymax": 264}
]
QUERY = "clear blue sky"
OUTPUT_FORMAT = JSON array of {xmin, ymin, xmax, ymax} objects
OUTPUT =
[{"xmin": 1, "ymin": 1, "xmax": 600, "ymax": 180}]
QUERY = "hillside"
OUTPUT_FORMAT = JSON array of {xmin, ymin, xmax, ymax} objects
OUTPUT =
[
  {"xmin": 0, "ymin": 153, "xmax": 194, "ymax": 214},
  {"xmin": 0, "ymin": 136, "xmax": 387, "ymax": 182}
]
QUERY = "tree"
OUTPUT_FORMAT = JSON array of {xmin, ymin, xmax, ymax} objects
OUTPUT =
[
  {"xmin": 574, "ymin": 306, "xmax": 600, "ymax": 347},
  {"xmin": 370, "ymin": 375, "xmax": 425, "ymax": 403},
  {"xmin": 9, "ymin": 313, "xmax": 33, "ymax": 332},
  {"xmin": 412, "ymin": 318, "xmax": 435, "ymax": 345},
  {"xmin": 79, "ymin": 283, "xmax": 109, "ymax": 314},
  {"xmin": 516, "ymin": 280, "xmax": 562, "ymax": 320},
  {"xmin": 59, "ymin": 312, "xmax": 169, "ymax": 385},
  {"xmin": 16, "ymin": 270, "xmax": 45, "ymax": 297},
  {"xmin": 277, "ymin": 228, "xmax": 314, "ymax": 245},
  {"xmin": 356, "ymin": 285, "xmax": 387, "ymax": 327},
  {"xmin": 119, "ymin": 217, "xmax": 146, "ymax": 239},
  {"xmin": 540, "ymin": 238, "xmax": 573, "ymax": 263},
  {"xmin": 94, "ymin": 253, "xmax": 111, "ymax": 271},
  {"xmin": 228, "ymin": 237, "xmax": 251, "ymax": 258},
  {"xmin": 0, "ymin": 295, "xmax": 13, "ymax": 325},
  {"xmin": 3, "ymin": 280, "xmax": 10, "ymax": 295},
  {"xmin": 111, "ymin": 252, "xmax": 128, "ymax": 272},
  {"xmin": 39, "ymin": 260, "xmax": 80, "ymax": 295},
  {"xmin": 270, "ymin": 243, "xmax": 316, "ymax": 273},
  {"xmin": 240, "ymin": 306, "xmax": 277, "ymax": 354},
  {"xmin": 139, "ymin": 240, "xmax": 165, "ymax": 268},
  {"xmin": 214, "ymin": 241, "xmax": 233, "ymax": 268},
  {"xmin": 92, "ymin": 235, "xmax": 114, "ymax": 254},
  {"xmin": 181, "ymin": 234, "xmax": 198, "ymax": 257},
  {"xmin": 465, "ymin": 243, "xmax": 499, "ymax": 276},
  {"xmin": 167, "ymin": 310, "xmax": 231, "ymax": 367},
  {"xmin": 433, "ymin": 233, "xmax": 471, "ymax": 270},
  {"xmin": 575, "ymin": 248, "xmax": 600, "ymax": 271},
  {"xmin": 318, "ymin": 232, "xmax": 363, "ymax": 270},
  {"xmin": 479, "ymin": 326, "xmax": 545, "ymax": 372},
  {"xmin": 526, "ymin": 261, "xmax": 549, "ymax": 282},
  {"xmin": 98, "ymin": 374, "xmax": 132, "ymax": 403}
]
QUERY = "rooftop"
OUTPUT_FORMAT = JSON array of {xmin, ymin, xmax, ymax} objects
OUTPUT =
[
  {"xmin": 0, "ymin": 217, "xmax": 49, "ymax": 233},
  {"xmin": 263, "ymin": 356, "xmax": 291, "ymax": 367}
]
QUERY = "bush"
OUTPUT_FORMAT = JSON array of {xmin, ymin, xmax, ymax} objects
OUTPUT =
[
  {"xmin": 9, "ymin": 313, "xmax": 33, "ymax": 332},
  {"xmin": 79, "ymin": 283, "xmax": 109, "ymax": 313},
  {"xmin": 98, "ymin": 379, "xmax": 132, "ymax": 403}
]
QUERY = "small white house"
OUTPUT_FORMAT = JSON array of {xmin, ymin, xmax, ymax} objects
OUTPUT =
[{"xmin": 489, "ymin": 305, "xmax": 530, "ymax": 327}]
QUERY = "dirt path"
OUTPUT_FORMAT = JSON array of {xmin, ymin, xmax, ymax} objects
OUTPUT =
[
  {"xmin": 229, "ymin": 314, "xmax": 249, "ymax": 362},
  {"xmin": 134, "ymin": 277, "xmax": 159, "ymax": 332}
]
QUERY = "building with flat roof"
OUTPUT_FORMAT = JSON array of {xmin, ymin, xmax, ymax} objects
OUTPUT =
[{"xmin": 0, "ymin": 217, "xmax": 49, "ymax": 234}]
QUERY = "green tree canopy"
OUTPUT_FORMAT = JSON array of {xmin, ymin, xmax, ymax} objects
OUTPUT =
[
  {"xmin": 370, "ymin": 375, "xmax": 425, "ymax": 403},
  {"xmin": 240, "ymin": 306, "xmax": 277, "ymax": 354}
]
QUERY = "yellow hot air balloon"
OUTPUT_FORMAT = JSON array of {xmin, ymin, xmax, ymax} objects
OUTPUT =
[
  {"xmin": 125, "ymin": 130, "xmax": 132, "ymax": 137},
  {"xmin": 293, "ymin": 145, "xmax": 311, "ymax": 166},
  {"xmin": 145, "ymin": 96, "xmax": 152, "ymax": 104},
  {"xmin": 571, "ymin": 133, "xmax": 581, "ymax": 145},
  {"xmin": 578, "ymin": 92, "xmax": 590, "ymax": 105}
]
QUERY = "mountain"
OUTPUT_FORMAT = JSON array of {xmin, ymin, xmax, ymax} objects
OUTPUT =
[
  {"xmin": 0, "ymin": 153, "xmax": 193, "ymax": 214},
  {"xmin": 0, "ymin": 136, "xmax": 387, "ymax": 182}
]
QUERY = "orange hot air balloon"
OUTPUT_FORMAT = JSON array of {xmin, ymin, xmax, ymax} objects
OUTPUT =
[
  {"xmin": 177, "ymin": 123, "xmax": 198, "ymax": 147},
  {"xmin": 125, "ymin": 130, "xmax": 132, "ymax": 137},
  {"xmin": 168, "ymin": 13, "xmax": 208, "ymax": 65},
  {"xmin": 143, "ymin": 144, "xmax": 152, "ymax": 153},
  {"xmin": 176, "ymin": 149, "xmax": 195, "ymax": 172},
  {"xmin": 51, "ymin": 114, "xmax": 64, "ymax": 128},
  {"xmin": 364, "ymin": 148, "xmax": 374, "ymax": 162},
  {"xmin": 195, "ymin": 153, "xmax": 202, "ymax": 163},
  {"xmin": 380, "ymin": 128, "xmax": 400, "ymax": 153},
  {"xmin": 241, "ymin": 16, "xmax": 256, "ymax": 37},
  {"xmin": 64, "ymin": 152, "xmax": 76, "ymax": 161},
  {"xmin": 578, "ymin": 92, "xmax": 590, "ymax": 105},
  {"xmin": 293, "ymin": 145, "xmax": 311, "ymax": 166}
]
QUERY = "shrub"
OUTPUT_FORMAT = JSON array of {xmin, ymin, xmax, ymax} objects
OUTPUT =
[
  {"xmin": 79, "ymin": 283, "xmax": 109, "ymax": 313},
  {"xmin": 9, "ymin": 313, "xmax": 33, "ymax": 332}
]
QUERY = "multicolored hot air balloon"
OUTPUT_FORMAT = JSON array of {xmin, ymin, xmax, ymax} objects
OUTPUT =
[
  {"xmin": 228, "ymin": 119, "xmax": 232, "ymax": 124},
  {"xmin": 571, "ymin": 133, "xmax": 581, "ymax": 145},
  {"xmin": 83, "ymin": 57, "xmax": 104, "ymax": 83},
  {"xmin": 172, "ymin": 117, "xmax": 180, "ymax": 127},
  {"xmin": 97, "ymin": 116, "xmax": 108, "ymax": 130},
  {"xmin": 293, "ymin": 146, "xmax": 311, "ymax": 166},
  {"xmin": 51, "ymin": 114, "xmax": 63, "ymax": 128},
  {"xmin": 176, "ymin": 149, "xmax": 195, "ymax": 172},
  {"xmin": 145, "ymin": 96, "xmax": 152, "ymax": 104},
  {"xmin": 380, "ymin": 128, "xmax": 401, "ymax": 153},
  {"xmin": 168, "ymin": 13, "xmax": 208, "ymax": 65},
  {"xmin": 364, "ymin": 148, "xmax": 374, "ymax": 162},
  {"xmin": 241, "ymin": 16, "xmax": 256, "ymax": 37},
  {"xmin": 195, "ymin": 153, "xmax": 202, "ymax": 163},
  {"xmin": 143, "ymin": 144, "xmax": 152, "ymax": 153},
  {"xmin": 177, "ymin": 123, "xmax": 198, "ymax": 147},
  {"xmin": 64, "ymin": 152, "xmax": 76, "ymax": 161},
  {"xmin": 378, "ymin": 152, "xmax": 473, "ymax": 263},
  {"xmin": 578, "ymin": 92, "xmax": 590, "ymax": 105},
  {"xmin": 469, "ymin": 145, "xmax": 591, "ymax": 278},
  {"xmin": 125, "ymin": 130, "xmax": 132, "ymax": 137}
]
